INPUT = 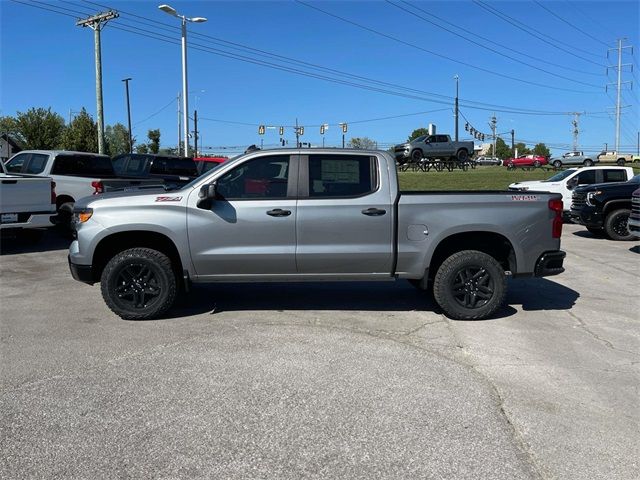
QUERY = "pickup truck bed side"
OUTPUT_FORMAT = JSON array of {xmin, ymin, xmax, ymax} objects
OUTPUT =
[{"xmin": 69, "ymin": 149, "xmax": 565, "ymax": 321}]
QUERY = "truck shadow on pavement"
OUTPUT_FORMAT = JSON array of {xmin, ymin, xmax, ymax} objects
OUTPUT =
[
  {"xmin": 163, "ymin": 277, "xmax": 579, "ymax": 321},
  {"xmin": 0, "ymin": 229, "xmax": 71, "ymax": 255}
]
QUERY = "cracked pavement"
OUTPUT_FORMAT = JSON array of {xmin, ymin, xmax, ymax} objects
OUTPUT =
[{"xmin": 1, "ymin": 224, "xmax": 638, "ymax": 479}]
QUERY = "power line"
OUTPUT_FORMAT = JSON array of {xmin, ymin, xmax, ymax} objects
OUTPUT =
[
  {"xmin": 134, "ymin": 97, "xmax": 176, "ymax": 127},
  {"xmin": 387, "ymin": 0, "xmax": 603, "ymax": 86},
  {"xmin": 533, "ymin": 1, "xmax": 610, "ymax": 48},
  {"xmin": 295, "ymin": 0, "xmax": 600, "ymax": 93},
  {"xmin": 472, "ymin": 0, "xmax": 606, "ymax": 67}
]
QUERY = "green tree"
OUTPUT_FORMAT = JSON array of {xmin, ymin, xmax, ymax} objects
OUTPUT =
[
  {"xmin": 0, "ymin": 116, "xmax": 25, "ymax": 147},
  {"xmin": 486, "ymin": 137, "xmax": 512, "ymax": 159},
  {"xmin": 15, "ymin": 107, "xmax": 65, "ymax": 150},
  {"xmin": 61, "ymin": 108, "xmax": 98, "ymax": 152},
  {"xmin": 532, "ymin": 143, "xmax": 550, "ymax": 158},
  {"xmin": 514, "ymin": 142, "xmax": 530, "ymax": 156},
  {"xmin": 135, "ymin": 143, "xmax": 149, "ymax": 154},
  {"xmin": 407, "ymin": 128, "xmax": 429, "ymax": 142},
  {"xmin": 104, "ymin": 123, "xmax": 131, "ymax": 156},
  {"xmin": 348, "ymin": 137, "xmax": 377, "ymax": 149},
  {"xmin": 147, "ymin": 129, "xmax": 161, "ymax": 154}
]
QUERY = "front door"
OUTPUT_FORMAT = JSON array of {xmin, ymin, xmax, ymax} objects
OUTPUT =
[
  {"xmin": 295, "ymin": 153, "xmax": 393, "ymax": 275},
  {"xmin": 187, "ymin": 154, "xmax": 298, "ymax": 278}
]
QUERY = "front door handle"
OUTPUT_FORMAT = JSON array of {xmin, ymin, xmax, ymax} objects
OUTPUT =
[
  {"xmin": 361, "ymin": 208, "xmax": 386, "ymax": 216},
  {"xmin": 266, "ymin": 208, "xmax": 292, "ymax": 217}
]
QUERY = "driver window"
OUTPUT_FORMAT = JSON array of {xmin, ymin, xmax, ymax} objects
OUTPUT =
[
  {"xmin": 216, "ymin": 155, "xmax": 290, "ymax": 200},
  {"xmin": 6, "ymin": 153, "xmax": 29, "ymax": 173}
]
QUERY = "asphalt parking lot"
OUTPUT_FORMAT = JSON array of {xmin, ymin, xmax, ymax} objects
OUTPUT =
[{"xmin": 1, "ymin": 224, "xmax": 638, "ymax": 480}]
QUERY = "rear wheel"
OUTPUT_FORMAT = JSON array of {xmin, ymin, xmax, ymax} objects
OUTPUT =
[
  {"xmin": 604, "ymin": 209, "xmax": 633, "ymax": 241},
  {"xmin": 533, "ymin": 160, "xmax": 541, "ymax": 167},
  {"xmin": 456, "ymin": 149, "xmax": 469, "ymax": 162},
  {"xmin": 433, "ymin": 250, "xmax": 506, "ymax": 320},
  {"xmin": 616, "ymin": 158, "xmax": 626, "ymax": 166},
  {"xmin": 553, "ymin": 160, "xmax": 562, "ymax": 168},
  {"xmin": 583, "ymin": 159, "xmax": 593, "ymax": 166},
  {"xmin": 101, "ymin": 247, "xmax": 177, "ymax": 320}
]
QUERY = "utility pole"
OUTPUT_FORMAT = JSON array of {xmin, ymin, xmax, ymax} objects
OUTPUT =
[
  {"xmin": 76, "ymin": 10, "xmax": 119, "ymax": 155},
  {"xmin": 489, "ymin": 114, "xmax": 497, "ymax": 157},
  {"xmin": 571, "ymin": 112, "xmax": 581, "ymax": 152},
  {"xmin": 454, "ymin": 75, "xmax": 459, "ymax": 141},
  {"xmin": 295, "ymin": 118, "xmax": 300, "ymax": 148},
  {"xmin": 193, "ymin": 110, "xmax": 198, "ymax": 156},
  {"xmin": 607, "ymin": 38, "xmax": 633, "ymax": 152},
  {"xmin": 177, "ymin": 92, "xmax": 181, "ymax": 153},
  {"xmin": 122, "ymin": 78, "xmax": 133, "ymax": 153}
]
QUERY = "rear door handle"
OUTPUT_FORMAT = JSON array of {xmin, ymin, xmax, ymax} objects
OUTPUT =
[
  {"xmin": 361, "ymin": 208, "xmax": 386, "ymax": 216},
  {"xmin": 266, "ymin": 208, "xmax": 292, "ymax": 217}
]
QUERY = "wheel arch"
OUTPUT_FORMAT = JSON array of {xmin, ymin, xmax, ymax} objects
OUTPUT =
[
  {"xmin": 92, "ymin": 230, "xmax": 184, "ymax": 284},
  {"xmin": 603, "ymin": 199, "xmax": 631, "ymax": 216}
]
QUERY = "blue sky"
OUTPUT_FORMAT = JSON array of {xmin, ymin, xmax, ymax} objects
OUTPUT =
[{"xmin": 1, "ymin": 0, "xmax": 639, "ymax": 155}]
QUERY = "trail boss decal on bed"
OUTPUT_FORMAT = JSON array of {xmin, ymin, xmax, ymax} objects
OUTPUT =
[
  {"xmin": 155, "ymin": 196, "xmax": 183, "ymax": 202},
  {"xmin": 511, "ymin": 194, "xmax": 539, "ymax": 201}
]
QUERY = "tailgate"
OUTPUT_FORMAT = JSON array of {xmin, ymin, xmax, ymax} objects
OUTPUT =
[{"xmin": 1, "ymin": 176, "xmax": 54, "ymax": 214}]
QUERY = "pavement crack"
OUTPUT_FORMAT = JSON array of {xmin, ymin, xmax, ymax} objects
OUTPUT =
[{"xmin": 566, "ymin": 310, "xmax": 640, "ymax": 357}]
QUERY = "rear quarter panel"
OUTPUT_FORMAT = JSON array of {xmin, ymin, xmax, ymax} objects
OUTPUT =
[{"xmin": 396, "ymin": 191, "xmax": 562, "ymax": 277}]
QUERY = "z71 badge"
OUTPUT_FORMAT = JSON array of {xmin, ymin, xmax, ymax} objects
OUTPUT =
[
  {"xmin": 511, "ymin": 194, "xmax": 538, "ymax": 201},
  {"xmin": 155, "ymin": 196, "xmax": 183, "ymax": 202}
]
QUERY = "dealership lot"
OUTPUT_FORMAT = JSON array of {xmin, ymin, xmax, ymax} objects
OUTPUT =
[{"xmin": 0, "ymin": 224, "xmax": 638, "ymax": 479}]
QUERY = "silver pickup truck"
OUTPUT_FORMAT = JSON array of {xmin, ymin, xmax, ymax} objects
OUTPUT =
[
  {"xmin": 68, "ymin": 148, "xmax": 565, "ymax": 321},
  {"xmin": 394, "ymin": 134, "xmax": 474, "ymax": 164}
]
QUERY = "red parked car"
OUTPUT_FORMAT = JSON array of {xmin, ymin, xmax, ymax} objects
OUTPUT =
[
  {"xmin": 194, "ymin": 156, "xmax": 227, "ymax": 175},
  {"xmin": 503, "ymin": 154, "xmax": 548, "ymax": 168}
]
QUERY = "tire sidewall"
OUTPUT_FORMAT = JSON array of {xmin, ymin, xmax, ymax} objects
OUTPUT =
[{"xmin": 604, "ymin": 209, "xmax": 632, "ymax": 241}]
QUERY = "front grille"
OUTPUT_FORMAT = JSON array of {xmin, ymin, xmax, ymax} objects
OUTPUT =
[
  {"xmin": 571, "ymin": 191, "xmax": 587, "ymax": 209},
  {"xmin": 631, "ymin": 194, "xmax": 640, "ymax": 219}
]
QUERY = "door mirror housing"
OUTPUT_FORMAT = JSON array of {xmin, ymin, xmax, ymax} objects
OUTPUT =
[
  {"xmin": 197, "ymin": 182, "xmax": 217, "ymax": 209},
  {"xmin": 566, "ymin": 177, "xmax": 578, "ymax": 190}
]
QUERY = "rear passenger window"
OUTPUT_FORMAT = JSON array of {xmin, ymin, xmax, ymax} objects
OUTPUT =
[
  {"xmin": 576, "ymin": 170, "xmax": 596, "ymax": 185},
  {"xmin": 51, "ymin": 154, "xmax": 114, "ymax": 176},
  {"xmin": 603, "ymin": 170, "xmax": 627, "ymax": 182},
  {"xmin": 25, "ymin": 154, "xmax": 48, "ymax": 174},
  {"xmin": 308, "ymin": 155, "xmax": 376, "ymax": 198}
]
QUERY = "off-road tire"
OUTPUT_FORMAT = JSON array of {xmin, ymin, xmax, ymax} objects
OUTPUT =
[
  {"xmin": 583, "ymin": 159, "xmax": 593, "ymax": 167},
  {"xmin": 553, "ymin": 160, "xmax": 562, "ymax": 168},
  {"xmin": 433, "ymin": 250, "xmax": 506, "ymax": 320},
  {"xmin": 586, "ymin": 226, "xmax": 606, "ymax": 237},
  {"xmin": 456, "ymin": 149, "xmax": 469, "ymax": 162},
  {"xmin": 604, "ymin": 209, "xmax": 633, "ymax": 241},
  {"xmin": 411, "ymin": 149, "xmax": 423, "ymax": 162},
  {"xmin": 101, "ymin": 248, "xmax": 177, "ymax": 320}
]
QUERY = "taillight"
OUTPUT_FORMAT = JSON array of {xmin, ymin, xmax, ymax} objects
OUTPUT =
[
  {"xmin": 549, "ymin": 198, "xmax": 563, "ymax": 238},
  {"xmin": 91, "ymin": 181, "xmax": 104, "ymax": 194},
  {"xmin": 51, "ymin": 181, "xmax": 57, "ymax": 205}
]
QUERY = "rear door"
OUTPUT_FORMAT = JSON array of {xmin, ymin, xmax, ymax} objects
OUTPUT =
[{"xmin": 295, "ymin": 153, "xmax": 393, "ymax": 275}]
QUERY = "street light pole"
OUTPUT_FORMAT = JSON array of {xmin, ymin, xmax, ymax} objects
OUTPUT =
[
  {"xmin": 454, "ymin": 75, "xmax": 459, "ymax": 142},
  {"xmin": 122, "ymin": 77, "xmax": 133, "ymax": 153},
  {"xmin": 158, "ymin": 4, "xmax": 207, "ymax": 158}
]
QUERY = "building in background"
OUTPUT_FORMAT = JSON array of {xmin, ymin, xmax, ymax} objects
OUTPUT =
[{"xmin": 0, "ymin": 134, "xmax": 21, "ymax": 163}]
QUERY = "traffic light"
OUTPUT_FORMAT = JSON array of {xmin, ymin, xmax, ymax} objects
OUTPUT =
[
  {"xmin": 299, "ymin": 126, "xmax": 304, "ymax": 136},
  {"xmin": 279, "ymin": 126, "xmax": 284, "ymax": 136},
  {"xmin": 481, "ymin": 134, "xmax": 485, "ymax": 141},
  {"xmin": 342, "ymin": 123, "xmax": 348, "ymax": 133},
  {"xmin": 320, "ymin": 124, "xmax": 325, "ymax": 134},
  {"xmin": 465, "ymin": 122, "xmax": 469, "ymax": 131},
  {"xmin": 258, "ymin": 125, "xmax": 265, "ymax": 135}
]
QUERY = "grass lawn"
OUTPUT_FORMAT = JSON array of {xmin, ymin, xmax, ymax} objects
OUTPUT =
[{"xmin": 398, "ymin": 164, "xmax": 640, "ymax": 191}]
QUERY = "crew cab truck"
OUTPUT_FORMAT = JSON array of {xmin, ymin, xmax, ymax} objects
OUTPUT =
[
  {"xmin": 509, "ymin": 166, "xmax": 634, "ymax": 213},
  {"xmin": 549, "ymin": 151, "xmax": 598, "ymax": 168},
  {"xmin": 570, "ymin": 174, "xmax": 640, "ymax": 240},
  {"xmin": 5, "ymin": 150, "xmax": 161, "ymax": 225},
  {"xmin": 597, "ymin": 151, "xmax": 633, "ymax": 165},
  {"xmin": 68, "ymin": 149, "xmax": 565, "ymax": 321},
  {"xmin": 628, "ymin": 188, "xmax": 640, "ymax": 239},
  {"xmin": 0, "ymin": 159, "xmax": 56, "ymax": 234},
  {"xmin": 394, "ymin": 135, "xmax": 474, "ymax": 164}
]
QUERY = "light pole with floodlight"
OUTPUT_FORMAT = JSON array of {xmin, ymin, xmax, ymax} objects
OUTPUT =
[{"xmin": 158, "ymin": 4, "xmax": 207, "ymax": 157}]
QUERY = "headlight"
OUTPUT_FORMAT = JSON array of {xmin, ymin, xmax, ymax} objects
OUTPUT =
[{"xmin": 586, "ymin": 191, "xmax": 602, "ymax": 206}]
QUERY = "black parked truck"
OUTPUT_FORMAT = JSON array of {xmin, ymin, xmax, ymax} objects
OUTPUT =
[
  {"xmin": 569, "ymin": 174, "xmax": 640, "ymax": 241},
  {"xmin": 112, "ymin": 153, "xmax": 199, "ymax": 189}
]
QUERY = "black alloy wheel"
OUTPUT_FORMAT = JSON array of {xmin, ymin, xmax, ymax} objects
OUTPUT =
[
  {"xmin": 604, "ymin": 209, "xmax": 633, "ymax": 241},
  {"xmin": 451, "ymin": 266, "xmax": 494, "ymax": 309},
  {"xmin": 412, "ymin": 149, "xmax": 423, "ymax": 162},
  {"xmin": 457, "ymin": 149, "xmax": 469, "ymax": 162}
]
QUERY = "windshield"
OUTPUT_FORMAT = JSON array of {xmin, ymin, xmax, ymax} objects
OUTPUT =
[
  {"xmin": 412, "ymin": 136, "xmax": 427, "ymax": 143},
  {"xmin": 544, "ymin": 169, "xmax": 577, "ymax": 182}
]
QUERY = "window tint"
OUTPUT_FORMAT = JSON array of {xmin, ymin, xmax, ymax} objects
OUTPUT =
[
  {"xmin": 51, "ymin": 154, "xmax": 114, "ymax": 176},
  {"xmin": 436, "ymin": 135, "xmax": 449, "ymax": 143},
  {"xmin": 111, "ymin": 155, "xmax": 129, "ymax": 174},
  {"xmin": 576, "ymin": 170, "xmax": 596, "ymax": 185},
  {"xmin": 308, "ymin": 154, "xmax": 376, "ymax": 198},
  {"xmin": 149, "ymin": 157, "xmax": 197, "ymax": 176},
  {"xmin": 216, "ymin": 155, "xmax": 289, "ymax": 200},
  {"xmin": 5, "ymin": 153, "xmax": 29, "ymax": 173},
  {"xmin": 603, "ymin": 169, "xmax": 627, "ymax": 183},
  {"xmin": 25, "ymin": 154, "xmax": 48, "ymax": 174}
]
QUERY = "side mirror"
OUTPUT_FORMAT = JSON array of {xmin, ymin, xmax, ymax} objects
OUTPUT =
[
  {"xmin": 197, "ymin": 182, "xmax": 217, "ymax": 209},
  {"xmin": 566, "ymin": 178, "xmax": 578, "ymax": 190}
]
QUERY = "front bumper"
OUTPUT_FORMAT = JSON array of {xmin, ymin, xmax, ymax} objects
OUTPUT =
[
  {"xmin": 569, "ymin": 206, "xmax": 602, "ymax": 227},
  {"xmin": 534, "ymin": 250, "xmax": 566, "ymax": 277},
  {"xmin": 68, "ymin": 256, "xmax": 95, "ymax": 285}
]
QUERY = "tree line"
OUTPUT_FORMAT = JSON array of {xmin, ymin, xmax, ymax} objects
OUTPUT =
[{"xmin": 0, "ymin": 107, "xmax": 167, "ymax": 156}]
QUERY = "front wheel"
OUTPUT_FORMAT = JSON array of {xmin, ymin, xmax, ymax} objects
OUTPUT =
[
  {"xmin": 533, "ymin": 160, "xmax": 541, "ymax": 167},
  {"xmin": 583, "ymin": 159, "xmax": 593, "ymax": 167},
  {"xmin": 412, "ymin": 149, "xmax": 423, "ymax": 162},
  {"xmin": 433, "ymin": 250, "xmax": 507, "ymax": 320},
  {"xmin": 101, "ymin": 248, "xmax": 177, "ymax": 320},
  {"xmin": 604, "ymin": 209, "xmax": 633, "ymax": 241}
]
